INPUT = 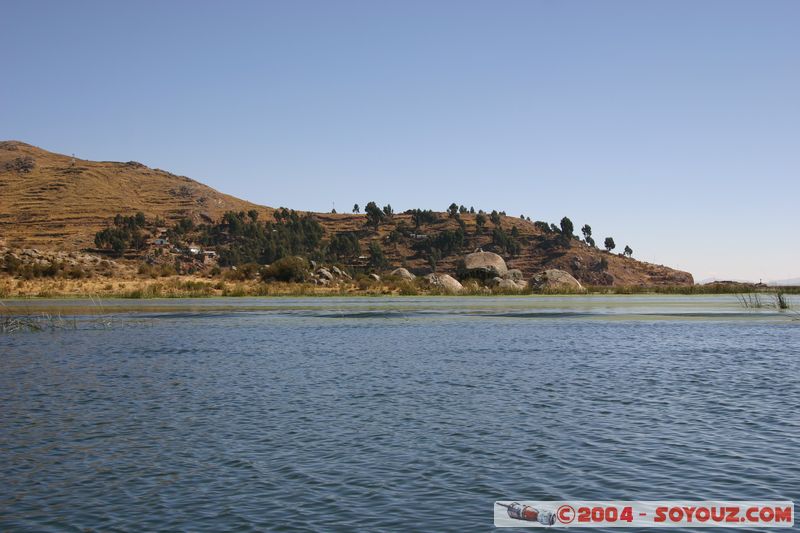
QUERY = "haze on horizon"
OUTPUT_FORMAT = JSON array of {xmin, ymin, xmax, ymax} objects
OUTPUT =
[{"xmin": 2, "ymin": 1, "xmax": 798, "ymax": 282}]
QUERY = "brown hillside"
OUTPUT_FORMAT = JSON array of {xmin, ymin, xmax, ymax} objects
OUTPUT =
[
  {"xmin": 314, "ymin": 213, "xmax": 693, "ymax": 286},
  {"xmin": 0, "ymin": 141, "xmax": 273, "ymax": 249},
  {"xmin": 0, "ymin": 141, "xmax": 693, "ymax": 286}
]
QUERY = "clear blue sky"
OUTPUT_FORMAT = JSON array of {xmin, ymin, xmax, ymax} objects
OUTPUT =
[{"xmin": 2, "ymin": 1, "xmax": 798, "ymax": 282}]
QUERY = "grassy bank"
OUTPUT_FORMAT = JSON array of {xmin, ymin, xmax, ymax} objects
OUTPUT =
[{"xmin": 1, "ymin": 275, "xmax": 798, "ymax": 299}]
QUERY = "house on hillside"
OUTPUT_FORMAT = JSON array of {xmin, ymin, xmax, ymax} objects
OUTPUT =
[{"xmin": 202, "ymin": 250, "xmax": 217, "ymax": 264}]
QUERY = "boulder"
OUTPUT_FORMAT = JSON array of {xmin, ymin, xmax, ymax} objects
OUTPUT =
[
  {"xmin": 494, "ymin": 278, "xmax": 523, "ymax": 292},
  {"xmin": 331, "ymin": 265, "xmax": 351, "ymax": 279},
  {"xmin": 390, "ymin": 267, "xmax": 415, "ymax": 281},
  {"xmin": 423, "ymin": 273, "xmax": 464, "ymax": 293},
  {"xmin": 530, "ymin": 269, "xmax": 586, "ymax": 292},
  {"xmin": 504, "ymin": 268, "xmax": 524, "ymax": 281},
  {"xmin": 316, "ymin": 268, "xmax": 334, "ymax": 281},
  {"xmin": 463, "ymin": 251, "xmax": 507, "ymax": 278}
]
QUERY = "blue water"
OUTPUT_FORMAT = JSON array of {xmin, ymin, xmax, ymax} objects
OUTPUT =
[{"xmin": 1, "ymin": 296, "xmax": 798, "ymax": 531}]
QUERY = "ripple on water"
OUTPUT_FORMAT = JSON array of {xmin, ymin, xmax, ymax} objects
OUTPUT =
[{"xmin": 0, "ymin": 303, "xmax": 798, "ymax": 531}]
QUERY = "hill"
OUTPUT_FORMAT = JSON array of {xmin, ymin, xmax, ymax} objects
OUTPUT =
[
  {"xmin": 0, "ymin": 141, "xmax": 693, "ymax": 287},
  {"xmin": 0, "ymin": 141, "xmax": 272, "ymax": 250}
]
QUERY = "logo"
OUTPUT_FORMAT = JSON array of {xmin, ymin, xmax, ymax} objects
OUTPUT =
[{"xmin": 494, "ymin": 501, "xmax": 794, "ymax": 528}]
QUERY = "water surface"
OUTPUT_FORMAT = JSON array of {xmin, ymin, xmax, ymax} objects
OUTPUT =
[{"xmin": 1, "ymin": 296, "xmax": 798, "ymax": 531}]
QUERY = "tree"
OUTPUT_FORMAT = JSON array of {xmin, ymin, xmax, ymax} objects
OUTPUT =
[
  {"xmin": 110, "ymin": 236, "xmax": 126, "ymax": 257},
  {"xmin": 409, "ymin": 209, "xmax": 438, "ymax": 228},
  {"xmin": 353, "ymin": 204, "xmax": 360, "ymax": 214},
  {"xmin": 459, "ymin": 205, "xmax": 468, "ymax": 214},
  {"xmin": 604, "ymin": 237, "xmax": 616, "ymax": 252},
  {"xmin": 469, "ymin": 206, "xmax": 475, "ymax": 214},
  {"xmin": 247, "ymin": 210, "xmax": 259, "ymax": 222},
  {"xmin": 492, "ymin": 227, "xmax": 521, "ymax": 255},
  {"xmin": 368, "ymin": 240, "xmax": 386, "ymax": 268},
  {"xmin": 490, "ymin": 210, "xmax": 501, "ymax": 226},
  {"xmin": 448, "ymin": 203, "xmax": 459, "ymax": 218},
  {"xmin": 135, "ymin": 212, "xmax": 147, "ymax": 227},
  {"xmin": 475, "ymin": 212, "xmax": 486, "ymax": 232},
  {"xmin": 327, "ymin": 232, "xmax": 360, "ymax": 260},
  {"xmin": 364, "ymin": 201, "xmax": 384, "ymax": 228},
  {"xmin": 382, "ymin": 204, "xmax": 394, "ymax": 217},
  {"xmin": 560, "ymin": 216, "xmax": 574, "ymax": 238},
  {"xmin": 624, "ymin": 245, "xmax": 633, "ymax": 257},
  {"xmin": 582, "ymin": 224, "xmax": 595, "ymax": 247},
  {"xmin": 427, "ymin": 248, "xmax": 441, "ymax": 272}
]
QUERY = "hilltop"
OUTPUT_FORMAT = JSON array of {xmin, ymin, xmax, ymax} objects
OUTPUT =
[
  {"xmin": 0, "ymin": 141, "xmax": 693, "ymax": 288},
  {"xmin": 0, "ymin": 141, "xmax": 273, "ymax": 249}
]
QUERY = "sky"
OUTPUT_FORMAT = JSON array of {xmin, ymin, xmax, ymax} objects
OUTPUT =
[{"xmin": 1, "ymin": 0, "xmax": 798, "ymax": 282}]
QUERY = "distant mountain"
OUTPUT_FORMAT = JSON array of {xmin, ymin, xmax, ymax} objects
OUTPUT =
[
  {"xmin": 698, "ymin": 277, "xmax": 756, "ymax": 285},
  {"xmin": 0, "ymin": 141, "xmax": 694, "ymax": 287},
  {"xmin": 699, "ymin": 276, "xmax": 800, "ymax": 286}
]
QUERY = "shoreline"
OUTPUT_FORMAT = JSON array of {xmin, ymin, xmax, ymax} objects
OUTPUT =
[{"xmin": 1, "ymin": 275, "xmax": 797, "ymax": 300}]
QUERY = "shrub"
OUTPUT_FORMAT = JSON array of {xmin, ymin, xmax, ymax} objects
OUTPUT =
[
  {"xmin": 260, "ymin": 256, "xmax": 308, "ymax": 282},
  {"xmin": 3, "ymin": 156, "xmax": 35, "ymax": 173}
]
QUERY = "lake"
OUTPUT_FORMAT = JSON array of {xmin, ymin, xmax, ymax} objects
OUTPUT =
[{"xmin": 1, "ymin": 296, "xmax": 798, "ymax": 531}]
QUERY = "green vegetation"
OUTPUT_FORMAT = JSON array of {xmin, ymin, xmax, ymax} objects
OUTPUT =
[
  {"xmin": 491, "ymin": 227, "xmax": 521, "ymax": 255},
  {"xmin": 2, "ymin": 156, "xmax": 35, "ymax": 173},
  {"xmin": 368, "ymin": 241, "xmax": 387, "ymax": 269},
  {"xmin": 560, "ymin": 216, "xmax": 574, "ymax": 238},
  {"xmin": 260, "ymin": 256, "xmax": 309, "ymax": 282},
  {"xmin": 197, "ymin": 209, "xmax": 323, "ymax": 266},
  {"xmin": 408, "ymin": 208, "xmax": 439, "ymax": 228},
  {"xmin": 581, "ymin": 224, "xmax": 595, "ymax": 247},
  {"xmin": 364, "ymin": 201, "xmax": 385, "ymax": 228},
  {"xmin": 414, "ymin": 228, "xmax": 465, "ymax": 258},
  {"xmin": 604, "ymin": 237, "xmax": 616, "ymax": 252},
  {"xmin": 94, "ymin": 212, "xmax": 149, "ymax": 256},
  {"xmin": 326, "ymin": 232, "xmax": 360, "ymax": 261},
  {"xmin": 475, "ymin": 212, "xmax": 486, "ymax": 232}
]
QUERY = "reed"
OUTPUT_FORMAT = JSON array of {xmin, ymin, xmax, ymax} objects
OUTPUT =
[
  {"xmin": 774, "ymin": 289, "xmax": 790, "ymax": 310},
  {"xmin": 735, "ymin": 293, "xmax": 763, "ymax": 309}
]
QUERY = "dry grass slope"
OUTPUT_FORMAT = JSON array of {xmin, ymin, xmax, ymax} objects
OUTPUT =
[{"xmin": 0, "ymin": 141, "xmax": 273, "ymax": 249}]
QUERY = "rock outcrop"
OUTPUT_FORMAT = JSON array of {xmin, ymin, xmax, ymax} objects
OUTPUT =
[
  {"xmin": 316, "ymin": 267, "xmax": 334, "ymax": 281},
  {"xmin": 423, "ymin": 273, "xmax": 464, "ymax": 293},
  {"xmin": 462, "ymin": 251, "xmax": 507, "ymax": 278},
  {"xmin": 390, "ymin": 267, "xmax": 415, "ymax": 281},
  {"xmin": 530, "ymin": 269, "xmax": 586, "ymax": 292},
  {"xmin": 505, "ymin": 268, "xmax": 523, "ymax": 281},
  {"xmin": 331, "ymin": 265, "xmax": 351, "ymax": 279}
]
